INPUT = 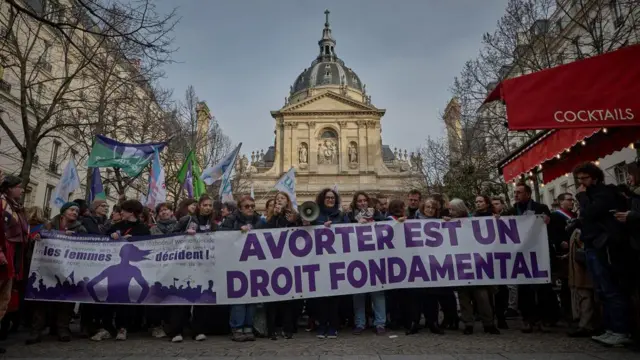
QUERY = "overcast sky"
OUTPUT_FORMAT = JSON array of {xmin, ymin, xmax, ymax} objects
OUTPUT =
[{"xmin": 154, "ymin": 0, "xmax": 508, "ymax": 154}]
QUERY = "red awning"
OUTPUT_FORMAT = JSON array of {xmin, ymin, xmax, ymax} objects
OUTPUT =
[
  {"xmin": 484, "ymin": 44, "xmax": 640, "ymax": 130},
  {"xmin": 501, "ymin": 128, "xmax": 600, "ymax": 183},
  {"xmin": 542, "ymin": 127, "xmax": 640, "ymax": 183}
]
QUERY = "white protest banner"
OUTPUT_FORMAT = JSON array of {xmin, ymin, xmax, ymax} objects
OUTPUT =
[
  {"xmin": 27, "ymin": 216, "xmax": 549, "ymax": 305},
  {"xmin": 214, "ymin": 216, "xmax": 550, "ymax": 304},
  {"xmin": 26, "ymin": 232, "xmax": 217, "ymax": 305}
]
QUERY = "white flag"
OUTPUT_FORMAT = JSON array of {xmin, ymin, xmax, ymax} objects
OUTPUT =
[
  {"xmin": 50, "ymin": 160, "xmax": 81, "ymax": 209},
  {"xmin": 201, "ymin": 143, "xmax": 242, "ymax": 186},
  {"xmin": 250, "ymin": 184, "xmax": 255, "ymax": 199},
  {"xmin": 332, "ymin": 183, "xmax": 338, "ymax": 192},
  {"xmin": 219, "ymin": 145, "xmax": 241, "ymax": 202},
  {"xmin": 274, "ymin": 167, "xmax": 297, "ymax": 210},
  {"xmin": 144, "ymin": 148, "xmax": 166, "ymax": 208}
]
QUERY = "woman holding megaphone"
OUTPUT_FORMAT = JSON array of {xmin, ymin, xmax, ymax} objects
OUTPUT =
[
  {"xmin": 262, "ymin": 192, "xmax": 301, "ymax": 340},
  {"xmin": 302, "ymin": 188, "xmax": 350, "ymax": 339}
]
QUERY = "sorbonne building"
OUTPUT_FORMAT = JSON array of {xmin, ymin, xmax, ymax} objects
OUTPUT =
[{"xmin": 242, "ymin": 10, "xmax": 419, "ymax": 207}]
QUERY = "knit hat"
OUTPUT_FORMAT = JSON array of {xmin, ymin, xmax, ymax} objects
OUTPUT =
[
  {"xmin": 60, "ymin": 202, "xmax": 79, "ymax": 215},
  {"xmin": 0, "ymin": 175, "xmax": 22, "ymax": 193},
  {"xmin": 90, "ymin": 199, "xmax": 107, "ymax": 212}
]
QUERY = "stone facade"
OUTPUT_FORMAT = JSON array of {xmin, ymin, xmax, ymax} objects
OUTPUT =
[{"xmin": 242, "ymin": 11, "xmax": 418, "ymax": 208}]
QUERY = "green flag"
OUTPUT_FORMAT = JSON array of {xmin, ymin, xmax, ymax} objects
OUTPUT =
[
  {"xmin": 87, "ymin": 135, "xmax": 167, "ymax": 177},
  {"xmin": 177, "ymin": 150, "xmax": 206, "ymax": 199}
]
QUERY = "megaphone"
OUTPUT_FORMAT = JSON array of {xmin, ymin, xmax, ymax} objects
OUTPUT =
[{"xmin": 299, "ymin": 201, "xmax": 320, "ymax": 223}]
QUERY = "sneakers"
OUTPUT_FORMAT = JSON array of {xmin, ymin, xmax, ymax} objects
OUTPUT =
[
  {"xmin": 91, "ymin": 329, "xmax": 111, "ymax": 341},
  {"xmin": 326, "ymin": 328, "xmax": 338, "ymax": 339},
  {"xmin": 171, "ymin": 335, "xmax": 183, "ymax": 343},
  {"xmin": 194, "ymin": 333, "xmax": 207, "ymax": 341},
  {"xmin": 375, "ymin": 326, "xmax": 386, "ymax": 335},
  {"xmin": 115, "ymin": 328, "xmax": 127, "ymax": 341},
  {"xmin": 352, "ymin": 326, "xmax": 364, "ymax": 335},
  {"xmin": 231, "ymin": 330, "xmax": 246, "ymax": 342},
  {"xmin": 243, "ymin": 327, "xmax": 255, "ymax": 341},
  {"xmin": 599, "ymin": 332, "xmax": 632, "ymax": 347},
  {"xmin": 592, "ymin": 330, "xmax": 613, "ymax": 343},
  {"xmin": 316, "ymin": 326, "xmax": 326, "ymax": 339},
  {"xmin": 151, "ymin": 326, "xmax": 166, "ymax": 339}
]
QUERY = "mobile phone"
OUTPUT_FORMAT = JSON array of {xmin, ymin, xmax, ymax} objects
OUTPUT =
[{"xmin": 609, "ymin": 209, "xmax": 617, "ymax": 213}]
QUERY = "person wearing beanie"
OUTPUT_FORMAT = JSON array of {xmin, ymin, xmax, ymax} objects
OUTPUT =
[
  {"xmin": 81, "ymin": 200, "xmax": 109, "ymax": 235},
  {"xmin": 95, "ymin": 200, "xmax": 150, "ymax": 342},
  {"xmin": 26, "ymin": 201, "xmax": 87, "ymax": 345}
]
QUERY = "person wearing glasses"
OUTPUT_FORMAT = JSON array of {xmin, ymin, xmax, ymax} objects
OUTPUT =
[
  {"xmin": 506, "ymin": 182, "xmax": 553, "ymax": 334},
  {"xmin": 549, "ymin": 193, "xmax": 576, "ymax": 329},
  {"xmin": 220, "ymin": 195, "xmax": 262, "ymax": 342},
  {"xmin": 574, "ymin": 162, "xmax": 632, "ymax": 347}
]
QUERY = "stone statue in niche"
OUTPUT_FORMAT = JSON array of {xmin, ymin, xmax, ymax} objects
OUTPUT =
[
  {"xmin": 318, "ymin": 139, "xmax": 338, "ymax": 165},
  {"xmin": 298, "ymin": 143, "xmax": 308, "ymax": 164},
  {"xmin": 348, "ymin": 143, "xmax": 358, "ymax": 163}
]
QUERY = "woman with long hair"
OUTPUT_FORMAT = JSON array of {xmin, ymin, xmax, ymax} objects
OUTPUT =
[
  {"xmin": 347, "ymin": 191, "xmax": 386, "ymax": 335},
  {"xmin": 447, "ymin": 199, "xmax": 500, "ymax": 336},
  {"xmin": 262, "ymin": 192, "xmax": 301, "ymax": 339},
  {"xmin": 169, "ymin": 195, "xmax": 219, "ymax": 342},
  {"xmin": 174, "ymin": 199, "xmax": 197, "ymax": 221},
  {"xmin": 303, "ymin": 188, "xmax": 349, "ymax": 339}
]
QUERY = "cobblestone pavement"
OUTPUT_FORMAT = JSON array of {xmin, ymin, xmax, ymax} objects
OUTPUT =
[{"xmin": 1, "ymin": 322, "xmax": 637, "ymax": 360}]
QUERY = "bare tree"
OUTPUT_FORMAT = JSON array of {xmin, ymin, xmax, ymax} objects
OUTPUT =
[
  {"xmin": 5, "ymin": 0, "xmax": 178, "ymax": 63},
  {"xmin": 160, "ymin": 85, "xmax": 232, "ymax": 204},
  {"xmin": 418, "ymin": 0, "xmax": 640, "ymax": 204},
  {"xmin": 0, "ymin": 1, "xmax": 177, "ymax": 191}
]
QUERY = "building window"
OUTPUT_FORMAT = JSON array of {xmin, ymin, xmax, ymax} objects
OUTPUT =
[
  {"xmin": 548, "ymin": 188, "xmax": 556, "ymax": 205},
  {"xmin": 611, "ymin": 162, "xmax": 628, "ymax": 185},
  {"xmin": 43, "ymin": 184, "xmax": 55, "ymax": 218},
  {"xmin": 49, "ymin": 140, "xmax": 60, "ymax": 173}
]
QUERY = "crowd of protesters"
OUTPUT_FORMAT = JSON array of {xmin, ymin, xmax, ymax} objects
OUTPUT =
[{"xmin": 0, "ymin": 159, "xmax": 639, "ymax": 352}]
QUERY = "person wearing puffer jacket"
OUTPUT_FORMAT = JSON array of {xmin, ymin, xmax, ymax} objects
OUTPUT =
[{"xmin": 220, "ymin": 195, "xmax": 262, "ymax": 342}]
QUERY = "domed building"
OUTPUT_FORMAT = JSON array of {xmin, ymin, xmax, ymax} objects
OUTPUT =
[{"xmin": 243, "ymin": 10, "xmax": 419, "ymax": 207}]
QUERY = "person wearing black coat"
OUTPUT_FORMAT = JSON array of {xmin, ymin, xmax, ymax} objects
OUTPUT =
[
  {"xmin": 262, "ymin": 192, "xmax": 301, "ymax": 340},
  {"xmin": 548, "ymin": 193, "xmax": 577, "ymax": 325},
  {"xmin": 99, "ymin": 200, "xmax": 150, "ymax": 342},
  {"xmin": 166, "ymin": 195, "xmax": 224, "ymax": 343},
  {"xmin": 508, "ymin": 183, "xmax": 558, "ymax": 334},
  {"xmin": 221, "ymin": 195, "xmax": 262, "ymax": 342},
  {"xmin": 574, "ymin": 162, "xmax": 632, "ymax": 347},
  {"xmin": 303, "ymin": 188, "xmax": 349, "ymax": 339}
]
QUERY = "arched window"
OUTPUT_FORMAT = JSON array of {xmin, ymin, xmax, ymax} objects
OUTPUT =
[{"xmin": 320, "ymin": 129, "xmax": 337, "ymax": 139}]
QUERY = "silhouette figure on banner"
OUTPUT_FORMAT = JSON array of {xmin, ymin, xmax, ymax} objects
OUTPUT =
[
  {"xmin": 87, "ymin": 243, "xmax": 151, "ymax": 303},
  {"xmin": 25, "ymin": 244, "xmax": 217, "ymax": 304}
]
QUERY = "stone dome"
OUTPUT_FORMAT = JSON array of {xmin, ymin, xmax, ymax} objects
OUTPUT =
[{"xmin": 290, "ymin": 10, "xmax": 365, "ymax": 95}]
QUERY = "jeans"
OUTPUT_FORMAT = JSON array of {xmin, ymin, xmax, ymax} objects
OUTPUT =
[
  {"xmin": 229, "ymin": 304, "xmax": 256, "ymax": 330},
  {"xmin": 585, "ymin": 248, "xmax": 631, "ymax": 334},
  {"xmin": 353, "ymin": 291, "xmax": 386, "ymax": 328}
]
